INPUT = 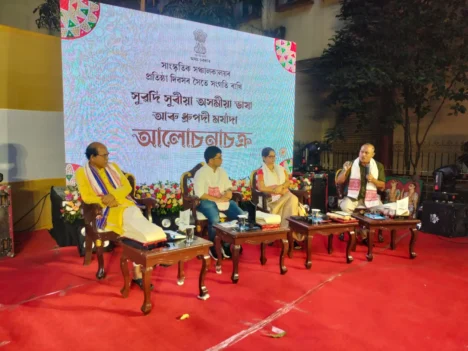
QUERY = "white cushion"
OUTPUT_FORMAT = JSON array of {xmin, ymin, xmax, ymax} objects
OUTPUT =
[{"xmin": 196, "ymin": 211, "xmax": 227, "ymax": 221}]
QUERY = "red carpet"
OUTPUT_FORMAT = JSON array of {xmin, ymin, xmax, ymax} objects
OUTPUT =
[{"xmin": 1, "ymin": 230, "xmax": 467, "ymax": 350}]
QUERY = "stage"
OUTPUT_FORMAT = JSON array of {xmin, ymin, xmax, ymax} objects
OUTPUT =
[{"xmin": 1, "ymin": 229, "xmax": 467, "ymax": 350}]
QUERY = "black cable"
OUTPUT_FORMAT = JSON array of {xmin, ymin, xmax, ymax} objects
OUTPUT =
[
  {"xmin": 13, "ymin": 193, "xmax": 50, "ymax": 231},
  {"xmin": 15, "ymin": 194, "xmax": 49, "ymax": 233}
]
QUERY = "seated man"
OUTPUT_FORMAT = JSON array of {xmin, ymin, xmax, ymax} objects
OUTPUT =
[
  {"xmin": 76, "ymin": 142, "xmax": 165, "ymax": 288},
  {"xmin": 194, "ymin": 146, "xmax": 245, "ymax": 260},
  {"xmin": 335, "ymin": 143, "xmax": 386, "ymax": 244}
]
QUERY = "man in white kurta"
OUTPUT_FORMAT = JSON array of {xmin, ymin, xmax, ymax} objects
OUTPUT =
[{"xmin": 194, "ymin": 146, "xmax": 245, "ymax": 260}]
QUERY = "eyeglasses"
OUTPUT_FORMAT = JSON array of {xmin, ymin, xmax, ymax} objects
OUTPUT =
[
  {"xmin": 97, "ymin": 153, "xmax": 109, "ymax": 158},
  {"xmin": 266, "ymin": 155, "xmax": 276, "ymax": 159}
]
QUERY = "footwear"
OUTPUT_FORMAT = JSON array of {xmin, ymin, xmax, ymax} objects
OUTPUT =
[
  {"xmin": 294, "ymin": 241, "xmax": 302, "ymax": 250},
  {"xmin": 338, "ymin": 233, "xmax": 345, "ymax": 241},
  {"xmin": 209, "ymin": 246, "xmax": 218, "ymax": 261},
  {"xmin": 222, "ymin": 245, "xmax": 232, "ymax": 259},
  {"xmin": 132, "ymin": 278, "xmax": 154, "ymax": 291}
]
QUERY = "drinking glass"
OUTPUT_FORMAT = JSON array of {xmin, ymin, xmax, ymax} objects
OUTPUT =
[
  {"xmin": 238, "ymin": 214, "xmax": 248, "ymax": 231},
  {"xmin": 311, "ymin": 209, "xmax": 320, "ymax": 225},
  {"xmin": 186, "ymin": 225, "xmax": 195, "ymax": 244}
]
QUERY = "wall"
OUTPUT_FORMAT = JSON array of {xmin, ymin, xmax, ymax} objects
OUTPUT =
[
  {"xmin": 392, "ymin": 102, "xmax": 468, "ymax": 175},
  {"xmin": 0, "ymin": 25, "xmax": 65, "ymax": 231},
  {"xmin": 241, "ymin": 0, "xmax": 341, "ymax": 61},
  {"xmin": 240, "ymin": 0, "xmax": 341, "ymax": 145},
  {"xmin": 0, "ymin": 0, "xmax": 58, "ymax": 36}
]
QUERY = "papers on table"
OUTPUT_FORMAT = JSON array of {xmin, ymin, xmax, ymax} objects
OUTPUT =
[
  {"xmin": 178, "ymin": 209, "xmax": 191, "ymax": 231},
  {"xmin": 256, "ymin": 211, "xmax": 281, "ymax": 225},
  {"xmin": 164, "ymin": 230, "xmax": 186, "ymax": 240},
  {"xmin": 219, "ymin": 220, "xmax": 238, "ymax": 228},
  {"xmin": 369, "ymin": 198, "xmax": 409, "ymax": 216}
]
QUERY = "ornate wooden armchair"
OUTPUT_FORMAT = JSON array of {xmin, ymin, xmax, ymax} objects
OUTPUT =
[
  {"xmin": 181, "ymin": 163, "xmax": 243, "ymax": 236},
  {"xmin": 82, "ymin": 172, "xmax": 156, "ymax": 279},
  {"xmin": 333, "ymin": 168, "xmax": 384, "ymax": 249},
  {"xmin": 249, "ymin": 169, "xmax": 310, "ymax": 213}
]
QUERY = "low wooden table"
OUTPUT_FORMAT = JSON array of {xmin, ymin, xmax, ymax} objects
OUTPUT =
[
  {"xmin": 213, "ymin": 224, "xmax": 290, "ymax": 284},
  {"xmin": 352, "ymin": 214, "xmax": 420, "ymax": 261},
  {"xmin": 287, "ymin": 218, "xmax": 358, "ymax": 269},
  {"xmin": 120, "ymin": 237, "xmax": 212, "ymax": 315}
]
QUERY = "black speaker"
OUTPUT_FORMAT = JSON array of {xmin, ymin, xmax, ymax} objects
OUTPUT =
[
  {"xmin": 421, "ymin": 201, "xmax": 468, "ymax": 237},
  {"xmin": 310, "ymin": 175, "xmax": 328, "ymax": 214}
]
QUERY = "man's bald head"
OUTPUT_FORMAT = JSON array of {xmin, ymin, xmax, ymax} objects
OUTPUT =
[
  {"xmin": 85, "ymin": 142, "xmax": 109, "ymax": 169},
  {"xmin": 85, "ymin": 142, "xmax": 106, "ymax": 160},
  {"xmin": 361, "ymin": 143, "xmax": 375, "ymax": 152},
  {"xmin": 359, "ymin": 143, "xmax": 375, "ymax": 164}
]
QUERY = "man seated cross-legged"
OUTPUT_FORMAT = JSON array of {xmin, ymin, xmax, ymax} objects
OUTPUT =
[
  {"xmin": 194, "ymin": 146, "xmax": 245, "ymax": 260},
  {"xmin": 76, "ymin": 142, "xmax": 166, "ymax": 288}
]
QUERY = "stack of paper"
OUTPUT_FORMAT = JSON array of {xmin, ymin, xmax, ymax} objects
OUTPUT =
[
  {"xmin": 256, "ymin": 211, "xmax": 281, "ymax": 225},
  {"xmin": 327, "ymin": 211, "xmax": 352, "ymax": 221},
  {"xmin": 219, "ymin": 221, "xmax": 238, "ymax": 228}
]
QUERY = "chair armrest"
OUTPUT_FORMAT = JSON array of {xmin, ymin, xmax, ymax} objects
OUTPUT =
[
  {"xmin": 290, "ymin": 189, "xmax": 309, "ymax": 204},
  {"xmin": 231, "ymin": 191, "xmax": 243, "ymax": 203},
  {"xmin": 183, "ymin": 195, "xmax": 201, "ymax": 221},
  {"xmin": 252, "ymin": 189, "xmax": 271, "ymax": 211},
  {"xmin": 334, "ymin": 169, "xmax": 345, "ymax": 200},
  {"xmin": 135, "ymin": 198, "xmax": 157, "ymax": 212},
  {"xmin": 183, "ymin": 195, "xmax": 200, "ymax": 209},
  {"xmin": 82, "ymin": 203, "xmax": 103, "ymax": 227}
]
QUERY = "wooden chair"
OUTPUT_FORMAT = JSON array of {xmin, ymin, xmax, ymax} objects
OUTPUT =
[
  {"xmin": 180, "ymin": 163, "xmax": 243, "ymax": 237},
  {"xmin": 333, "ymin": 168, "xmax": 385, "ymax": 251},
  {"xmin": 249, "ymin": 169, "xmax": 310, "ymax": 212},
  {"xmin": 82, "ymin": 173, "xmax": 157, "ymax": 280}
]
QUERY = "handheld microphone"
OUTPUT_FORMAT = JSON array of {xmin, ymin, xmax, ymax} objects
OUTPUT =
[{"xmin": 365, "ymin": 164, "xmax": 370, "ymax": 177}]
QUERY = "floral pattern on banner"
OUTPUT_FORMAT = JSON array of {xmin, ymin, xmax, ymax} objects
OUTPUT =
[
  {"xmin": 275, "ymin": 39, "xmax": 296, "ymax": 74},
  {"xmin": 60, "ymin": 0, "xmax": 100, "ymax": 40},
  {"xmin": 61, "ymin": 186, "xmax": 83, "ymax": 223}
]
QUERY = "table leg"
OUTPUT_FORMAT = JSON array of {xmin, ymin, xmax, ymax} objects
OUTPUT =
[
  {"xmin": 328, "ymin": 234, "xmax": 333, "ymax": 254},
  {"xmin": 141, "ymin": 266, "xmax": 153, "ymax": 315},
  {"xmin": 390, "ymin": 230, "xmax": 396, "ymax": 250},
  {"xmin": 280, "ymin": 239, "xmax": 288, "ymax": 275},
  {"xmin": 197, "ymin": 254, "xmax": 210, "ymax": 300},
  {"xmin": 215, "ymin": 235, "xmax": 222, "ymax": 274},
  {"xmin": 177, "ymin": 261, "xmax": 185, "ymax": 286},
  {"xmin": 409, "ymin": 228, "xmax": 418, "ymax": 259},
  {"xmin": 120, "ymin": 255, "xmax": 131, "ymax": 298},
  {"xmin": 346, "ymin": 231, "xmax": 355, "ymax": 264},
  {"xmin": 287, "ymin": 231, "xmax": 293, "ymax": 259},
  {"xmin": 366, "ymin": 230, "xmax": 374, "ymax": 262},
  {"xmin": 95, "ymin": 241, "xmax": 106, "ymax": 280},
  {"xmin": 260, "ymin": 242, "xmax": 267, "ymax": 265},
  {"xmin": 305, "ymin": 234, "xmax": 313, "ymax": 269},
  {"xmin": 231, "ymin": 244, "xmax": 241, "ymax": 284}
]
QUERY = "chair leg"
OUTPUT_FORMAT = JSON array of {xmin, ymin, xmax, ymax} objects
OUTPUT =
[
  {"xmin": 83, "ymin": 234, "xmax": 93, "ymax": 266},
  {"xmin": 328, "ymin": 234, "xmax": 333, "ymax": 254},
  {"xmin": 96, "ymin": 243, "xmax": 106, "ymax": 280}
]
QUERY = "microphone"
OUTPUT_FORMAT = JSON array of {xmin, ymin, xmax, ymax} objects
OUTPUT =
[{"xmin": 365, "ymin": 164, "xmax": 370, "ymax": 178}]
